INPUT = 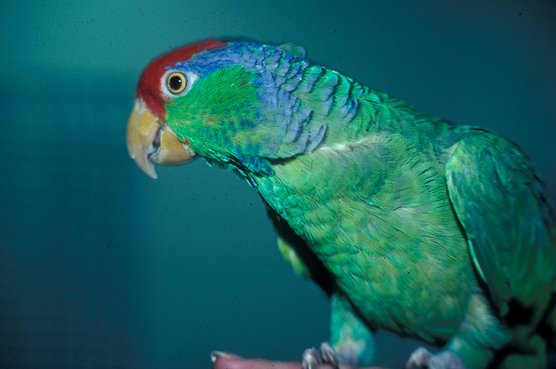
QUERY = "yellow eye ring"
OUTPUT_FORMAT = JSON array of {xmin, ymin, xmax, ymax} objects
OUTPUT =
[{"xmin": 167, "ymin": 72, "xmax": 186, "ymax": 94}]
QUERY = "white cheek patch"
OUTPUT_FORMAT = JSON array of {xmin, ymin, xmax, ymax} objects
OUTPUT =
[{"xmin": 133, "ymin": 98, "xmax": 148, "ymax": 115}]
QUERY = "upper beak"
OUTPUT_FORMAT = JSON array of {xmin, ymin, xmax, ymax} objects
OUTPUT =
[{"xmin": 126, "ymin": 99, "xmax": 196, "ymax": 179}]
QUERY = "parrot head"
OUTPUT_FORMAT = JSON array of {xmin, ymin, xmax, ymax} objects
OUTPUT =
[{"xmin": 127, "ymin": 40, "xmax": 327, "ymax": 179}]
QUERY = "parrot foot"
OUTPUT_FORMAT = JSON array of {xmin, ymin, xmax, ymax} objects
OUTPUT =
[
  {"xmin": 405, "ymin": 347, "xmax": 468, "ymax": 369},
  {"xmin": 302, "ymin": 342, "xmax": 339, "ymax": 369}
]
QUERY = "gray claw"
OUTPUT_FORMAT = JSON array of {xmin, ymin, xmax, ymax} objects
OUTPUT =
[
  {"xmin": 302, "ymin": 343, "xmax": 340, "ymax": 369},
  {"xmin": 406, "ymin": 347, "xmax": 468, "ymax": 369},
  {"xmin": 406, "ymin": 347, "xmax": 431, "ymax": 368},
  {"xmin": 302, "ymin": 348, "xmax": 321, "ymax": 369},
  {"xmin": 320, "ymin": 342, "xmax": 339, "ymax": 369}
]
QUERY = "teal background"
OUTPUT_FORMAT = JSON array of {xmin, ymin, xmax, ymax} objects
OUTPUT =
[{"xmin": 0, "ymin": 1, "xmax": 554, "ymax": 368}]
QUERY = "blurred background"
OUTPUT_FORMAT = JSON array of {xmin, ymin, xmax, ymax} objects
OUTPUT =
[{"xmin": 0, "ymin": 0, "xmax": 554, "ymax": 368}]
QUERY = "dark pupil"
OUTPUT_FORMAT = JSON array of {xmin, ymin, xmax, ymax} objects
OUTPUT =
[{"xmin": 169, "ymin": 75, "xmax": 183, "ymax": 91}]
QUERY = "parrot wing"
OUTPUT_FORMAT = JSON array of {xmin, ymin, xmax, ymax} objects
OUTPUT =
[{"xmin": 445, "ymin": 129, "xmax": 556, "ymax": 316}]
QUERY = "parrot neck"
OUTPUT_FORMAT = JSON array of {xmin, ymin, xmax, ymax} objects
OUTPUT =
[
  {"xmin": 251, "ymin": 78, "xmax": 465, "ymax": 215},
  {"xmin": 286, "ymin": 64, "xmax": 447, "ymax": 152}
]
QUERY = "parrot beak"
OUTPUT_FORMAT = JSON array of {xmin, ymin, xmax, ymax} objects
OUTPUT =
[{"xmin": 126, "ymin": 99, "xmax": 196, "ymax": 179}]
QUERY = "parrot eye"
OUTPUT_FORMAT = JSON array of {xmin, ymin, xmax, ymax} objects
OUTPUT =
[
  {"xmin": 161, "ymin": 69, "xmax": 198, "ymax": 98},
  {"xmin": 167, "ymin": 72, "xmax": 187, "ymax": 94}
]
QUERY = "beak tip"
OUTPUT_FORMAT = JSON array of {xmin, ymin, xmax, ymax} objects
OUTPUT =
[{"xmin": 136, "ymin": 157, "xmax": 158, "ymax": 179}]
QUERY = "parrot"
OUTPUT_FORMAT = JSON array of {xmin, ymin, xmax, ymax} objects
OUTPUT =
[{"xmin": 126, "ymin": 40, "xmax": 556, "ymax": 369}]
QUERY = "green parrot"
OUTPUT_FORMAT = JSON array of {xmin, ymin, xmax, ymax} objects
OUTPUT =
[{"xmin": 126, "ymin": 40, "xmax": 556, "ymax": 369}]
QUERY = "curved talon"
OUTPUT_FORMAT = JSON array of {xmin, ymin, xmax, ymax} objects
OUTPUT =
[
  {"xmin": 302, "ymin": 342, "xmax": 340, "ymax": 369},
  {"xmin": 406, "ymin": 347, "xmax": 431, "ymax": 368},
  {"xmin": 302, "ymin": 348, "xmax": 321, "ymax": 369},
  {"xmin": 406, "ymin": 347, "xmax": 468, "ymax": 369},
  {"xmin": 320, "ymin": 342, "xmax": 339, "ymax": 369}
]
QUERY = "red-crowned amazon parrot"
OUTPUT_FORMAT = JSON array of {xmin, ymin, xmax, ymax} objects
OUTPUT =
[{"xmin": 126, "ymin": 40, "xmax": 556, "ymax": 369}]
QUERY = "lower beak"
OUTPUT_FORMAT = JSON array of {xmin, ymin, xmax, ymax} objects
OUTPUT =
[{"xmin": 126, "ymin": 99, "xmax": 196, "ymax": 179}]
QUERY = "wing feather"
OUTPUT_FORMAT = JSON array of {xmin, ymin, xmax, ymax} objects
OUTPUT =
[{"xmin": 445, "ymin": 130, "xmax": 556, "ymax": 317}]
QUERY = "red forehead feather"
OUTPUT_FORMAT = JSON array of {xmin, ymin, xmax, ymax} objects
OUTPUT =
[{"xmin": 136, "ymin": 40, "xmax": 227, "ymax": 119}]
